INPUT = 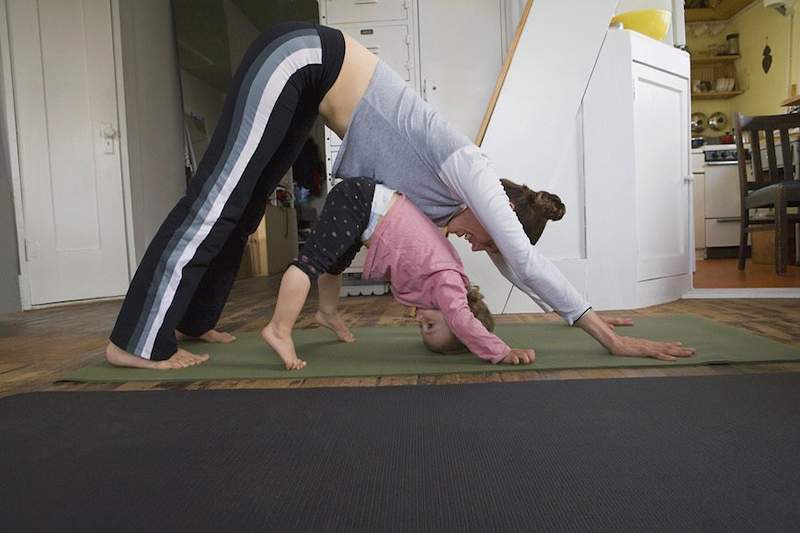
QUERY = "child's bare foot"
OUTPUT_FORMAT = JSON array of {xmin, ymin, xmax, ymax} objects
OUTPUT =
[
  {"xmin": 105, "ymin": 342, "xmax": 209, "ymax": 369},
  {"xmin": 175, "ymin": 329, "xmax": 237, "ymax": 343},
  {"xmin": 315, "ymin": 310, "xmax": 355, "ymax": 343},
  {"xmin": 261, "ymin": 323, "xmax": 307, "ymax": 370}
]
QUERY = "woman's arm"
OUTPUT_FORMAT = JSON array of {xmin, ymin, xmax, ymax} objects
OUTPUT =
[
  {"xmin": 486, "ymin": 251, "xmax": 555, "ymax": 315},
  {"xmin": 439, "ymin": 145, "xmax": 591, "ymax": 325},
  {"xmin": 575, "ymin": 309, "xmax": 696, "ymax": 361}
]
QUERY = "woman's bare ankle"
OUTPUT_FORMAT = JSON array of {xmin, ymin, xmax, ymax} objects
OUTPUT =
[{"xmin": 105, "ymin": 342, "xmax": 158, "ymax": 369}]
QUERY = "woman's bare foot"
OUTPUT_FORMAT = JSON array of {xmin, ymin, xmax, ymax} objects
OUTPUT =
[
  {"xmin": 105, "ymin": 342, "xmax": 209, "ymax": 369},
  {"xmin": 175, "ymin": 329, "xmax": 237, "ymax": 343},
  {"xmin": 315, "ymin": 310, "xmax": 355, "ymax": 343},
  {"xmin": 261, "ymin": 323, "xmax": 307, "ymax": 370}
]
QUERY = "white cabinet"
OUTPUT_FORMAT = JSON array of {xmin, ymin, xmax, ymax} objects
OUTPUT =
[
  {"xmin": 585, "ymin": 29, "xmax": 692, "ymax": 309},
  {"xmin": 319, "ymin": 0, "xmax": 418, "ymax": 193},
  {"xmin": 417, "ymin": 0, "xmax": 504, "ymax": 140},
  {"xmin": 631, "ymin": 62, "xmax": 690, "ymax": 281},
  {"xmin": 324, "ymin": 0, "xmax": 410, "ymax": 25},
  {"xmin": 333, "ymin": 22, "xmax": 415, "ymax": 83}
]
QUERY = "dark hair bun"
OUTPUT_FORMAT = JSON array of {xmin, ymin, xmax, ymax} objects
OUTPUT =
[{"xmin": 537, "ymin": 191, "xmax": 566, "ymax": 221}]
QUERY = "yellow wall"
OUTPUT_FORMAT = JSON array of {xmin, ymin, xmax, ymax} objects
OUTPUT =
[
  {"xmin": 731, "ymin": 4, "xmax": 792, "ymax": 115},
  {"xmin": 687, "ymin": 1, "xmax": 797, "ymax": 135},
  {"xmin": 793, "ymin": 10, "xmax": 800, "ymax": 91}
]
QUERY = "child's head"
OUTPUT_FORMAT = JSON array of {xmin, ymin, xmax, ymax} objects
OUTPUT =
[
  {"xmin": 501, "ymin": 178, "xmax": 565, "ymax": 245},
  {"xmin": 417, "ymin": 286, "xmax": 495, "ymax": 354}
]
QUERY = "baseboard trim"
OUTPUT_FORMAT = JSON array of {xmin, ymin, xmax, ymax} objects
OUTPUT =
[{"xmin": 684, "ymin": 288, "xmax": 800, "ymax": 299}]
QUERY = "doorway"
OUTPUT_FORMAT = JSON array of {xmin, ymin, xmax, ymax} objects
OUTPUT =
[{"xmin": 172, "ymin": 0, "xmax": 322, "ymax": 278}]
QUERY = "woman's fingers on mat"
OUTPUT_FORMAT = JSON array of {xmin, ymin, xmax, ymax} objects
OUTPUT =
[
  {"xmin": 613, "ymin": 336, "xmax": 695, "ymax": 360},
  {"xmin": 603, "ymin": 317, "xmax": 634, "ymax": 328}
]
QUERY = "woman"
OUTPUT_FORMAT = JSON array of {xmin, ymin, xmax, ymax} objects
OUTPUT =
[{"xmin": 106, "ymin": 22, "xmax": 694, "ymax": 369}]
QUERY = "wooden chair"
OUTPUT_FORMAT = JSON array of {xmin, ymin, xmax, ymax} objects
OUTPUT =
[{"xmin": 733, "ymin": 112, "xmax": 800, "ymax": 274}]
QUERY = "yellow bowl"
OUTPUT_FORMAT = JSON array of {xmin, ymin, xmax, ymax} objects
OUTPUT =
[{"xmin": 610, "ymin": 9, "xmax": 672, "ymax": 41}]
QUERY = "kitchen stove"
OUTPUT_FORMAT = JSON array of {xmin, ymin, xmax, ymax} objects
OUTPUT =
[{"xmin": 703, "ymin": 144, "xmax": 739, "ymax": 165}]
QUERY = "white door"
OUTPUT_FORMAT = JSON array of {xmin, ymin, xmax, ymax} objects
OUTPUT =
[
  {"xmin": 418, "ymin": 0, "xmax": 504, "ymax": 140},
  {"xmin": 7, "ymin": 0, "xmax": 128, "ymax": 305},
  {"xmin": 632, "ymin": 62, "xmax": 690, "ymax": 281}
]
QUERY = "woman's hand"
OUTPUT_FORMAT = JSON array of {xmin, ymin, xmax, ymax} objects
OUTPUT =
[
  {"xmin": 500, "ymin": 348, "xmax": 535, "ymax": 365},
  {"xmin": 576, "ymin": 310, "xmax": 695, "ymax": 361},
  {"xmin": 609, "ymin": 335, "xmax": 695, "ymax": 362}
]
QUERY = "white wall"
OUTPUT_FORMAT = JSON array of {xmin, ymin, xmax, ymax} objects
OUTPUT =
[
  {"xmin": 179, "ymin": 1, "xmax": 258, "ymax": 167},
  {"xmin": 616, "ymin": 0, "xmax": 671, "ymax": 13},
  {"xmin": 119, "ymin": 0, "xmax": 186, "ymax": 262},
  {"xmin": 223, "ymin": 0, "xmax": 260, "ymax": 75},
  {"xmin": 179, "ymin": 70, "xmax": 225, "ymax": 163},
  {"xmin": 0, "ymin": 29, "xmax": 20, "ymax": 313},
  {"xmin": 0, "ymin": 92, "xmax": 20, "ymax": 313}
]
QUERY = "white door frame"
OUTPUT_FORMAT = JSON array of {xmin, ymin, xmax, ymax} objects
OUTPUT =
[
  {"xmin": 0, "ymin": 0, "xmax": 30, "ymax": 310},
  {"xmin": 110, "ymin": 0, "xmax": 138, "ymax": 278},
  {"xmin": 0, "ymin": 0, "xmax": 136, "ymax": 310}
]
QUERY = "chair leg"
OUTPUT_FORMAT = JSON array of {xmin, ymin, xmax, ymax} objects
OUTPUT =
[
  {"xmin": 737, "ymin": 216, "xmax": 748, "ymax": 271},
  {"xmin": 775, "ymin": 191, "xmax": 787, "ymax": 275}
]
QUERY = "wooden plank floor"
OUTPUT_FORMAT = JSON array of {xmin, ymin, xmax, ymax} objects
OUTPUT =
[
  {"xmin": 1, "ymin": 274, "xmax": 799, "ymax": 398},
  {"xmin": 693, "ymin": 258, "xmax": 800, "ymax": 288}
]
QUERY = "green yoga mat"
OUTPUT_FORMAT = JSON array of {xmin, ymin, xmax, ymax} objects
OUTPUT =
[{"xmin": 66, "ymin": 315, "xmax": 800, "ymax": 382}]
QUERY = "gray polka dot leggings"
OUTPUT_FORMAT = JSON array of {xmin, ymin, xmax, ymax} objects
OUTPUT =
[{"xmin": 291, "ymin": 177, "xmax": 376, "ymax": 280}]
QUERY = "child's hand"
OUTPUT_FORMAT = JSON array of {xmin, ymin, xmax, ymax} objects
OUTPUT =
[
  {"xmin": 500, "ymin": 348, "xmax": 535, "ymax": 365},
  {"xmin": 284, "ymin": 357, "xmax": 307, "ymax": 370}
]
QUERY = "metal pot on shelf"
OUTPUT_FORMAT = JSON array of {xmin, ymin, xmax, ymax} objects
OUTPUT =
[{"xmin": 709, "ymin": 112, "xmax": 728, "ymax": 132}]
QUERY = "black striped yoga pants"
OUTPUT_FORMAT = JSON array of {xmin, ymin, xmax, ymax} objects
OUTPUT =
[{"xmin": 110, "ymin": 22, "xmax": 345, "ymax": 360}]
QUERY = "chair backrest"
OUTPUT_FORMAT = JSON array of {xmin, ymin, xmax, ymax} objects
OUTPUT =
[{"xmin": 734, "ymin": 113, "xmax": 799, "ymax": 195}]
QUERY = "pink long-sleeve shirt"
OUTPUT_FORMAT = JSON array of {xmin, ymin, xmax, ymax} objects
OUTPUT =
[{"xmin": 362, "ymin": 195, "xmax": 510, "ymax": 363}]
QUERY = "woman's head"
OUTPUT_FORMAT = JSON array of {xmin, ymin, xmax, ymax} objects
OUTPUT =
[
  {"xmin": 447, "ymin": 179, "xmax": 565, "ymax": 251},
  {"xmin": 418, "ymin": 286, "xmax": 495, "ymax": 354},
  {"xmin": 500, "ymin": 178, "xmax": 565, "ymax": 245}
]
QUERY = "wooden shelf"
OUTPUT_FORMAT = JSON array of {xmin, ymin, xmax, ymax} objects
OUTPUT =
[
  {"xmin": 691, "ymin": 55, "xmax": 740, "ymax": 64},
  {"xmin": 685, "ymin": 0, "xmax": 753, "ymax": 23},
  {"xmin": 781, "ymin": 94, "xmax": 800, "ymax": 107},
  {"xmin": 692, "ymin": 91, "xmax": 743, "ymax": 100}
]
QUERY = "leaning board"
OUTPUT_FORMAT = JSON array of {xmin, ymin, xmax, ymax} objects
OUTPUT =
[{"xmin": 457, "ymin": 0, "xmax": 619, "ymax": 314}]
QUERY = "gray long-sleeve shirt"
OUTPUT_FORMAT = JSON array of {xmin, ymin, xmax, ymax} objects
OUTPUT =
[{"xmin": 332, "ymin": 60, "xmax": 591, "ymax": 324}]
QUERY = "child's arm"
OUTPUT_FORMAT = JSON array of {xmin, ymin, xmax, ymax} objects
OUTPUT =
[{"xmin": 431, "ymin": 272, "xmax": 515, "ymax": 364}]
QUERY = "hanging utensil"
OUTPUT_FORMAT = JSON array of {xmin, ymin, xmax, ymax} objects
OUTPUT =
[
  {"xmin": 708, "ymin": 112, "xmax": 728, "ymax": 132},
  {"xmin": 691, "ymin": 112, "xmax": 708, "ymax": 134}
]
